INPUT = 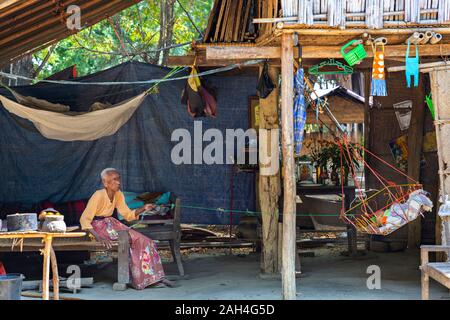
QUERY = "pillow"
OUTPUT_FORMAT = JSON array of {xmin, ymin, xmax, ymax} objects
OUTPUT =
[{"xmin": 155, "ymin": 192, "xmax": 171, "ymax": 205}]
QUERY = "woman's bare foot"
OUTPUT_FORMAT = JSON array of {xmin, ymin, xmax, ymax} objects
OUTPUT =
[{"xmin": 161, "ymin": 278, "xmax": 180, "ymax": 288}]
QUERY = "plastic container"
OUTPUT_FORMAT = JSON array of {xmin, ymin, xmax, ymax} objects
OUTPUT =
[
  {"xmin": 341, "ymin": 40, "xmax": 367, "ymax": 66},
  {"xmin": 0, "ymin": 274, "xmax": 24, "ymax": 300}
]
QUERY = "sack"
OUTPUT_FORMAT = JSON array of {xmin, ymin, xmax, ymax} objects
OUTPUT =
[
  {"xmin": 181, "ymin": 67, "xmax": 206, "ymax": 118},
  {"xmin": 257, "ymin": 62, "xmax": 275, "ymax": 99},
  {"xmin": 199, "ymin": 86, "xmax": 217, "ymax": 117}
]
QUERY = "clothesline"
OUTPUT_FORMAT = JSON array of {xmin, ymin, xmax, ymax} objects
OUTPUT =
[
  {"xmin": 0, "ymin": 59, "xmax": 264, "ymax": 87},
  {"xmin": 0, "ymin": 66, "xmax": 187, "ymax": 101}
]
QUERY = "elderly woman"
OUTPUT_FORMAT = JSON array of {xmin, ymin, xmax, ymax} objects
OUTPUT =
[{"xmin": 80, "ymin": 168, "xmax": 172, "ymax": 289}]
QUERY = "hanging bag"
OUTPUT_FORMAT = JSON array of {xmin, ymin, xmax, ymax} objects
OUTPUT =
[{"xmin": 257, "ymin": 62, "xmax": 275, "ymax": 99}]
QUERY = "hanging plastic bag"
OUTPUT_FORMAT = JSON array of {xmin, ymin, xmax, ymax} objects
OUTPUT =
[
  {"xmin": 439, "ymin": 195, "xmax": 450, "ymax": 218},
  {"xmin": 257, "ymin": 62, "xmax": 275, "ymax": 99}
]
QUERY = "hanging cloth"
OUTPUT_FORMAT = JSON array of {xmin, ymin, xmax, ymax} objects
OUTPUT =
[
  {"xmin": 405, "ymin": 40, "xmax": 420, "ymax": 88},
  {"xmin": 0, "ymin": 93, "xmax": 147, "ymax": 141},
  {"xmin": 371, "ymin": 43, "xmax": 387, "ymax": 96},
  {"xmin": 294, "ymin": 68, "xmax": 307, "ymax": 156},
  {"xmin": 181, "ymin": 67, "xmax": 217, "ymax": 118}
]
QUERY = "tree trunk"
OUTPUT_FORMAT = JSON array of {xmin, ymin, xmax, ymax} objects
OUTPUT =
[
  {"xmin": 259, "ymin": 65, "xmax": 281, "ymax": 275},
  {"xmin": 157, "ymin": 0, "xmax": 176, "ymax": 66}
]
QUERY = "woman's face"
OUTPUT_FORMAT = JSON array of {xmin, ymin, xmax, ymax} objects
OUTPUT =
[{"xmin": 103, "ymin": 172, "xmax": 121, "ymax": 192}]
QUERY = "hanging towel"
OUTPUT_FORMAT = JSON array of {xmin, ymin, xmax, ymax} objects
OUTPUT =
[
  {"xmin": 405, "ymin": 40, "xmax": 420, "ymax": 88},
  {"xmin": 294, "ymin": 68, "xmax": 307, "ymax": 156},
  {"xmin": 0, "ymin": 93, "xmax": 147, "ymax": 141},
  {"xmin": 371, "ymin": 43, "xmax": 387, "ymax": 96}
]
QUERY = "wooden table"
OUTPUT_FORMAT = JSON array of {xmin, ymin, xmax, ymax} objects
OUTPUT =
[
  {"xmin": 0, "ymin": 231, "xmax": 85, "ymax": 300},
  {"xmin": 297, "ymin": 185, "xmax": 358, "ymax": 256}
]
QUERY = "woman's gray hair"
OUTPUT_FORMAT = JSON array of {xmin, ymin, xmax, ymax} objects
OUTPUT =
[{"xmin": 101, "ymin": 168, "xmax": 119, "ymax": 180}]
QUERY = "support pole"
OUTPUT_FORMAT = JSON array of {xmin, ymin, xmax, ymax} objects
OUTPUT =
[
  {"xmin": 50, "ymin": 248, "xmax": 59, "ymax": 300},
  {"xmin": 407, "ymin": 80, "xmax": 425, "ymax": 249},
  {"xmin": 259, "ymin": 65, "xmax": 281, "ymax": 275},
  {"xmin": 281, "ymin": 32, "xmax": 296, "ymax": 300},
  {"xmin": 429, "ymin": 67, "xmax": 450, "ymax": 261},
  {"xmin": 41, "ymin": 235, "xmax": 53, "ymax": 301}
]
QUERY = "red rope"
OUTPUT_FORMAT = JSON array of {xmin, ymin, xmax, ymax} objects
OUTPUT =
[
  {"xmin": 357, "ymin": 142, "xmax": 419, "ymax": 184},
  {"xmin": 336, "ymin": 135, "xmax": 421, "ymax": 234}
]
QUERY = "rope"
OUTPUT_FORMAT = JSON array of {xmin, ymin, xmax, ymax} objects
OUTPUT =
[
  {"xmin": 0, "ymin": 59, "xmax": 263, "ymax": 87},
  {"xmin": 309, "ymin": 104, "xmax": 422, "ymax": 235},
  {"xmin": 144, "ymin": 202, "xmax": 365, "ymax": 218}
]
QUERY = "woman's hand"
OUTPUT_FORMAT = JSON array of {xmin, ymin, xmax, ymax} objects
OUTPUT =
[
  {"xmin": 143, "ymin": 203, "xmax": 156, "ymax": 211},
  {"xmin": 89, "ymin": 229, "xmax": 113, "ymax": 250},
  {"xmin": 135, "ymin": 204, "xmax": 156, "ymax": 217}
]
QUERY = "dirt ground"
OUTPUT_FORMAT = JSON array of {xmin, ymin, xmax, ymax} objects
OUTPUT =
[{"xmin": 23, "ymin": 244, "xmax": 450, "ymax": 300}]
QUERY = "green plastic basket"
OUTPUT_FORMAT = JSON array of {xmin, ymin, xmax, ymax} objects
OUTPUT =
[{"xmin": 341, "ymin": 40, "xmax": 367, "ymax": 66}]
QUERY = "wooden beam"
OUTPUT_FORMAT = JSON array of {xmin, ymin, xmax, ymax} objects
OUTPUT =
[
  {"xmin": 0, "ymin": 0, "xmax": 107, "ymax": 47},
  {"xmin": 280, "ymin": 27, "xmax": 450, "ymax": 35},
  {"xmin": 0, "ymin": 0, "xmax": 137, "ymax": 64},
  {"xmin": 167, "ymin": 55, "xmax": 266, "ymax": 67},
  {"xmin": 0, "ymin": 0, "xmax": 139, "ymax": 64},
  {"xmin": 206, "ymin": 44, "xmax": 450, "ymax": 60},
  {"xmin": 0, "ymin": 0, "xmax": 25, "ymax": 11},
  {"xmin": 280, "ymin": 33, "xmax": 296, "ymax": 300},
  {"xmin": 0, "ymin": 0, "xmax": 39, "ymax": 20},
  {"xmin": 388, "ymin": 61, "xmax": 450, "ymax": 73},
  {"xmin": 207, "ymin": 46, "xmax": 281, "ymax": 60}
]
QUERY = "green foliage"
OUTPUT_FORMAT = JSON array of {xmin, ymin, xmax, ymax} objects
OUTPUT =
[{"xmin": 33, "ymin": 0, "xmax": 213, "ymax": 79}]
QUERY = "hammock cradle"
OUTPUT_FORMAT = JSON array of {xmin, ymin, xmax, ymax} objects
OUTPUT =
[{"xmin": 336, "ymin": 135, "xmax": 433, "ymax": 236}]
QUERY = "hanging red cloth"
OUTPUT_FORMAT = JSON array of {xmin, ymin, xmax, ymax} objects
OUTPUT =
[{"xmin": 0, "ymin": 262, "xmax": 6, "ymax": 275}]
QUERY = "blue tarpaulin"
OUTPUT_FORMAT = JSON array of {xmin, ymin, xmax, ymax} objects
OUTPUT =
[{"xmin": 0, "ymin": 62, "xmax": 257, "ymax": 225}]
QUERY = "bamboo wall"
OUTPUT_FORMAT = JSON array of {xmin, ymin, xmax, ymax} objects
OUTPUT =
[{"xmin": 281, "ymin": 0, "xmax": 450, "ymax": 28}]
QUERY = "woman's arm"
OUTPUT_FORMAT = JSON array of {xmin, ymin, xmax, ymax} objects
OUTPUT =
[
  {"xmin": 80, "ymin": 192, "xmax": 100, "ymax": 230},
  {"xmin": 80, "ymin": 192, "xmax": 113, "ymax": 249},
  {"xmin": 116, "ymin": 192, "xmax": 156, "ymax": 220},
  {"xmin": 135, "ymin": 204, "xmax": 157, "ymax": 216}
]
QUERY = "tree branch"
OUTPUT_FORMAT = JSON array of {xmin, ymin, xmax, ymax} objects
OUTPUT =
[{"xmin": 33, "ymin": 44, "xmax": 57, "ymax": 78}]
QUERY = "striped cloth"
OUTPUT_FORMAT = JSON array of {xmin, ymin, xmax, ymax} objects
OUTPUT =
[{"xmin": 294, "ymin": 68, "xmax": 307, "ymax": 156}]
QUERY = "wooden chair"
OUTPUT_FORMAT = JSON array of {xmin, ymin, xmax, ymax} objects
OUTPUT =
[
  {"xmin": 420, "ymin": 245, "xmax": 450, "ymax": 300},
  {"xmin": 113, "ymin": 197, "xmax": 184, "ymax": 291}
]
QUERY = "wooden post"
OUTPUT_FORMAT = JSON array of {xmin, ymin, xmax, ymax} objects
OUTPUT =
[
  {"xmin": 50, "ymin": 248, "xmax": 59, "ymax": 301},
  {"xmin": 364, "ymin": 71, "xmax": 371, "ymax": 180},
  {"xmin": 429, "ymin": 67, "xmax": 450, "ymax": 260},
  {"xmin": 420, "ymin": 248, "xmax": 429, "ymax": 300},
  {"xmin": 259, "ymin": 65, "xmax": 281, "ymax": 275},
  {"xmin": 281, "ymin": 32, "xmax": 296, "ymax": 300},
  {"xmin": 407, "ymin": 81, "xmax": 425, "ymax": 249},
  {"xmin": 277, "ymin": 222, "xmax": 283, "ymax": 272},
  {"xmin": 41, "ymin": 235, "xmax": 52, "ymax": 300},
  {"xmin": 113, "ymin": 230, "xmax": 130, "ymax": 291}
]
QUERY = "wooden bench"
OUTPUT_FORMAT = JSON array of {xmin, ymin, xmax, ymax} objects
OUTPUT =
[
  {"xmin": 113, "ymin": 197, "xmax": 184, "ymax": 290},
  {"xmin": 0, "ymin": 197, "xmax": 184, "ymax": 291},
  {"xmin": 420, "ymin": 245, "xmax": 450, "ymax": 300}
]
